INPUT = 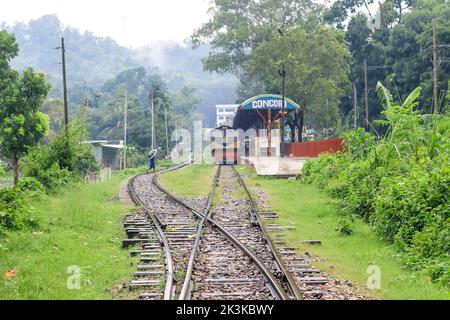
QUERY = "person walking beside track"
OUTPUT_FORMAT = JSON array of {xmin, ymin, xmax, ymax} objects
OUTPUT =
[{"xmin": 147, "ymin": 150, "xmax": 157, "ymax": 173}]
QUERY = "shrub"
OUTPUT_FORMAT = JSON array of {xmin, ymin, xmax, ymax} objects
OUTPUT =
[
  {"xmin": 301, "ymin": 84, "xmax": 450, "ymax": 286},
  {"xmin": 342, "ymin": 128, "xmax": 375, "ymax": 160},
  {"xmin": 22, "ymin": 118, "xmax": 98, "ymax": 192},
  {"xmin": 335, "ymin": 218, "xmax": 354, "ymax": 236},
  {"xmin": 0, "ymin": 186, "xmax": 39, "ymax": 235}
]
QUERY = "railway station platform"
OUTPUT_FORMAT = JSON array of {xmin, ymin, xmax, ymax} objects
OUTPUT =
[{"xmin": 241, "ymin": 156, "xmax": 307, "ymax": 177}]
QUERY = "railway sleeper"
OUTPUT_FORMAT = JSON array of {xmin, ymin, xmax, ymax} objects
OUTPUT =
[
  {"xmin": 134, "ymin": 271, "xmax": 165, "ymax": 277},
  {"xmin": 129, "ymin": 279, "xmax": 160, "ymax": 289},
  {"xmin": 130, "ymin": 249, "xmax": 160, "ymax": 257},
  {"xmin": 137, "ymin": 264, "xmax": 164, "ymax": 270},
  {"xmin": 201, "ymin": 278, "xmax": 264, "ymax": 285},
  {"xmin": 139, "ymin": 292, "xmax": 164, "ymax": 299},
  {"xmin": 300, "ymin": 277, "xmax": 329, "ymax": 285},
  {"xmin": 122, "ymin": 239, "xmax": 151, "ymax": 248},
  {"xmin": 199, "ymin": 291, "xmax": 256, "ymax": 298}
]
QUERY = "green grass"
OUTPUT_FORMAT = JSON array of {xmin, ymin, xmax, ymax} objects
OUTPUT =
[
  {"xmin": 0, "ymin": 170, "xmax": 142, "ymax": 300},
  {"xmin": 235, "ymin": 165, "xmax": 450, "ymax": 300},
  {"xmin": 158, "ymin": 165, "xmax": 216, "ymax": 198}
]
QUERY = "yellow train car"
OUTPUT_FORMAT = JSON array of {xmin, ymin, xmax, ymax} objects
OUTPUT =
[{"xmin": 210, "ymin": 125, "xmax": 239, "ymax": 165}]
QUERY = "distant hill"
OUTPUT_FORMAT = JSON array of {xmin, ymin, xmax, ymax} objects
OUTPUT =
[{"xmin": 1, "ymin": 14, "xmax": 237, "ymax": 126}]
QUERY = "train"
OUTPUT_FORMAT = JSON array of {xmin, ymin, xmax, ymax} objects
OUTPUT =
[{"xmin": 210, "ymin": 125, "xmax": 239, "ymax": 165}]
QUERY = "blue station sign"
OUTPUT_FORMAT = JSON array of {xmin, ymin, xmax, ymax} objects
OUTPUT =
[{"xmin": 239, "ymin": 94, "xmax": 301, "ymax": 111}]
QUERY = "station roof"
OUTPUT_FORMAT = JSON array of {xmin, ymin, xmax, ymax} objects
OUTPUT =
[
  {"xmin": 239, "ymin": 94, "xmax": 301, "ymax": 111},
  {"xmin": 233, "ymin": 94, "xmax": 301, "ymax": 130}
]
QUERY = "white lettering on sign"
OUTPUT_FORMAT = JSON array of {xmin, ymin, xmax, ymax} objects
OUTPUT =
[{"xmin": 252, "ymin": 100, "xmax": 287, "ymax": 109}]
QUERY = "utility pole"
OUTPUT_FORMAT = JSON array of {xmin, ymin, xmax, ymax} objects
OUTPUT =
[
  {"xmin": 353, "ymin": 83, "xmax": 358, "ymax": 129},
  {"xmin": 61, "ymin": 38, "xmax": 69, "ymax": 126},
  {"xmin": 150, "ymin": 93, "xmax": 156, "ymax": 150},
  {"xmin": 432, "ymin": 19, "xmax": 439, "ymax": 113},
  {"xmin": 280, "ymin": 66, "xmax": 286, "ymax": 158},
  {"xmin": 277, "ymin": 28, "xmax": 286, "ymax": 158},
  {"xmin": 364, "ymin": 58, "xmax": 369, "ymax": 131},
  {"xmin": 123, "ymin": 90, "xmax": 128, "ymax": 169},
  {"xmin": 164, "ymin": 106, "xmax": 169, "ymax": 157}
]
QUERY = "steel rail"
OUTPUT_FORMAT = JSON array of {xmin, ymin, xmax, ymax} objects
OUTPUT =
[
  {"xmin": 128, "ymin": 174, "xmax": 175, "ymax": 300},
  {"xmin": 125, "ymin": 156, "xmax": 204, "ymax": 300},
  {"xmin": 152, "ymin": 166, "xmax": 290, "ymax": 300},
  {"xmin": 178, "ymin": 165, "xmax": 221, "ymax": 300},
  {"xmin": 230, "ymin": 165, "xmax": 303, "ymax": 300}
]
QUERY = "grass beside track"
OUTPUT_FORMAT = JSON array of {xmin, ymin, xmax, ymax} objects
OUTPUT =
[
  {"xmin": 0, "ymin": 168, "xmax": 148, "ymax": 300},
  {"xmin": 235, "ymin": 165, "xmax": 449, "ymax": 300},
  {"xmin": 158, "ymin": 164, "xmax": 216, "ymax": 198}
]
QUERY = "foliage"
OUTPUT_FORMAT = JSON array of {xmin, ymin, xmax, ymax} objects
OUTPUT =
[
  {"xmin": 0, "ymin": 172, "xmax": 139, "ymax": 299},
  {"xmin": 0, "ymin": 186, "xmax": 39, "ymax": 236},
  {"xmin": 337, "ymin": 0, "xmax": 450, "ymax": 129},
  {"xmin": 301, "ymin": 85, "xmax": 450, "ymax": 286},
  {"xmin": 3, "ymin": 15, "xmax": 236, "ymax": 128},
  {"xmin": 192, "ymin": 0, "xmax": 321, "ymax": 75},
  {"xmin": 342, "ymin": 128, "xmax": 375, "ymax": 159},
  {"xmin": 247, "ymin": 26, "xmax": 351, "ymax": 130},
  {"xmin": 22, "ymin": 119, "xmax": 98, "ymax": 191},
  {"xmin": 85, "ymin": 67, "xmax": 202, "ymax": 155},
  {"xmin": 0, "ymin": 30, "xmax": 51, "ymax": 185},
  {"xmin": 335, "ymin": 218, "xmax": 354, "ymax": 235}
]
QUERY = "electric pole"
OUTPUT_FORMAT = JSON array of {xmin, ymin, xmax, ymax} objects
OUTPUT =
[
  {"xmin": 164, "ymin": 106, "xmax": 169, "ymax": 157},
  {"xmin": 123, "ymin": 90, "xmax": 128, "ymax": 169},
  {"xmin": 279, "ymin": 65, "xmax": 286, "ymax": 158},
  {"xmin": 150, "ymin": 93, "xmax": 156, "ymax": 150},
  {"xmin": 364, "ymin": 58, "xmax": 369, "ymax": 131},
  {"xmin": 353, "ymin": 83, "xmax": 358, "ymax": 129},
  {"xmin": 61, "ymin": 38, "xmax": 69, "ymax": 126},
  {"xmin": 432, "ymin": 19, "xmax": 439, "ymax": 113}
]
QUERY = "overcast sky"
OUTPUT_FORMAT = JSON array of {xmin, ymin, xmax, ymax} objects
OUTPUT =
[{"xmin": 0, "ymin": 0, "xmax": 210, "ymax": 47}]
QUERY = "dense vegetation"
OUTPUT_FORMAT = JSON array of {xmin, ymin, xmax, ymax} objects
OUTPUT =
[
  {"xmin": 2, "ymin": 14, "xmax": 236, "ymax": 127},
  {"xmin": 0, "ymin": 119, "xmax": 98, "ymax": 236},
  {"xmin": 301, "ymin": 83, "xmax": 450, "ymax": 286},
  {"xmin": 0, "ymin": 31, "xmax": 97, "ymax": 236},
  {"xmin": 193, "ymin": 0, "xmax": 450, "ymax": 131}
]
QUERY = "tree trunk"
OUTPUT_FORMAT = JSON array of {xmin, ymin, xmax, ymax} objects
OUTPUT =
[{"xmin": 13, "ymin": 159, "xmax": 19, "ymax": 187}]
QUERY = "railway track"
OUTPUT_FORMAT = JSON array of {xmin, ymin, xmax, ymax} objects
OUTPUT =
[{"xmin": 126, "ymin": 163, "xmax": 303, "ymax": 300}]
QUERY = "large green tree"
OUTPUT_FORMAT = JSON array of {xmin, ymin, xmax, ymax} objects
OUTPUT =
[
  {"xmin": 192, "ymin": 0, "xmax": 322, "ymax": 76},
  {"xmin": 0, "ymin": 31, "xmax": 50, "ymax": 185},
  {"xmin": 248, "ymin": 26, "xmax": 351, "ymax": 137}
]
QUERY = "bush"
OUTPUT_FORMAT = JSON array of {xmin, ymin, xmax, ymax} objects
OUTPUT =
[
  {"xmin": 0, "ymin": 186, "xmax": 39, "ymax": 235},
  {"xmin": 22, "ymin": 118, "xmax": 99, "ymax": 192},
  {"xmin": 342, "ymin": 128, "xmax": 375, "ymax": 160},
  {"xmin": 301, "ymin": 84, "xmax": 450, "ymax": 286},
  {"xmin": 335, "ymin": 218, "xmax": 354, "ymax": 236}
]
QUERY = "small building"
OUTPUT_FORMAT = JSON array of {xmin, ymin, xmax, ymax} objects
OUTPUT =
[
  {"xmin": 216, "ymin": 104, "xmax": 239, "ymax": 127},
  {"xmin": 84, "ymin": 140, "xmax": 124, "ymax": 169},
  {"xmin": 233, "ymin": 94, "xmax": 302, "ymax": 157}
]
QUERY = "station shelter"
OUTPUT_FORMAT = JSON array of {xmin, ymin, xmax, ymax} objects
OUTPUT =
[{"xmin": 232, "ymin": 94, "xmax": 302, "ymax": 158}]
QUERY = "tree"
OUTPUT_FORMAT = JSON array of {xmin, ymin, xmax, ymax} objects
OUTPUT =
[
  {"xmin": 247, "ymin": 26, "xmax": 351, "ymax": 138},
  {"xmin": 0, "ymin": 31, "xmax": 50, "ymax": 186},
  {"xmin": 192, "ymin": 0, "xmax": 322, "ymax": 76},
  {"xmin": 384, "ymin": 0, "xmax": 450, "ymax": 110}
]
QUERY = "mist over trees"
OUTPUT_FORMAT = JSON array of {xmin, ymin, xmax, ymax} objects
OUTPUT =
[{"xmin": 1, "ymin": 14, "xmax": 237, "ymax": 128}]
